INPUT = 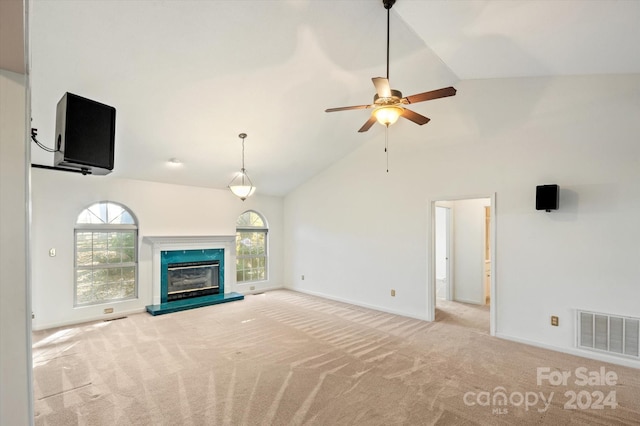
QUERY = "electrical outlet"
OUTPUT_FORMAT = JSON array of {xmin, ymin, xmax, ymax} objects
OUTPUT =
[
  {"xmin": 391, "ymin": 289, "xmax": 396, "ymax": 297},
  {"xmin": 49, "ymin": 248, "xmax": 56, "ymax": 257},
  {"xmin": 104, "ymin": 308, "xmax": 114, "ymax": 314},
  {"xmin": 551, "ymin": 316, "xmax": 559, "ymax": 326}
]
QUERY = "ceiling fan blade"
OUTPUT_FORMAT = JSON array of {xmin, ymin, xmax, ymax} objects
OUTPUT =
[
  {"xmin": 404, "ymin": 86, "xmax": 457, "ymax": 104},
  {"xmin": 372, "ymin": 77, "xmax": 392, "ymax": 98},
  {"xmin": 358, "ymin": 116, "xmax": 377, "ymax": 133},
  {"xmin": 401, "ymin": 108, "xmax": 431, "ymax": 125},
  {"xmin": 325, "ymin": 104, "xmax": 371, "ymax": 113}
]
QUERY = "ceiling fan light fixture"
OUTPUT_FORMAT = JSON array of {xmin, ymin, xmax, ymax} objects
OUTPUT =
[
  {"xmin": 325, "ymin": 0, "xmax": 455, "ymax": 133},
  {"xmin": 373, "ymin": 105, "xmax": 403, "ymax": 126},
  {"xmin": 228, "ymin": 133, "xmax": 255, "ymax": 201}
]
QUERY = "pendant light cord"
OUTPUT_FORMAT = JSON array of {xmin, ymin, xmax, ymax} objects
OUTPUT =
[
  {"xmin": 241, "ymin": 137, "xmax": 245, "ymax": 172},
  {"xmin": 239, "ymin": 133, "xmax": 247, "ymax": 184}
]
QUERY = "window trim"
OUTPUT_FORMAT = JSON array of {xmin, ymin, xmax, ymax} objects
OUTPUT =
[
  {"xmin": 236, "ymin": 210, "xmax": 269, "ymax": 284},
  {"xmin": 74, "ymin": 202, "xmax": 139, "ymax": 307}
]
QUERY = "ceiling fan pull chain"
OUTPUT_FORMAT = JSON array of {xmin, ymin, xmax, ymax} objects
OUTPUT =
[{"xmin": 385, "ymin": 126, "xmax": 389, "ymax": 173}]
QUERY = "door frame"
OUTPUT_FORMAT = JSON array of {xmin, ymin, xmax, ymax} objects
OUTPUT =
[{"xmin": 427, "ymin": 193, "xmax": 497, "ymax": 336}]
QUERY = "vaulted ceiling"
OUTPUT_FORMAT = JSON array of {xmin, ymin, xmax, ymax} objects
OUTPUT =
[{"xmin": 28, "ymin": 0, "xmax": 640, "ymax": 196}]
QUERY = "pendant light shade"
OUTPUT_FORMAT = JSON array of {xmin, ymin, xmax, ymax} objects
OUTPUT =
[{"xmin": 228, "ymin": 133, "xmax": 255, "ymax": 201}]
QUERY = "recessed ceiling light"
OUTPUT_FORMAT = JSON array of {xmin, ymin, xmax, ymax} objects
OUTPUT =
[{"xmin": 167, "ymin": 158, "xmax": 182, "ymax": 167}]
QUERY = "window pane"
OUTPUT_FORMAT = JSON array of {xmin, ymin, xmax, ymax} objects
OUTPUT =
[
  {"xmin": 76, "ymin": 284, "xmax": 93, "ymax": 305},
  {"xmin": 88, "ymin": 203, "xmax": 108, "ymax": 223},
  {"xmin": 237, "ymin": 234, "xmax": 252, "ymax": 256},
  {"xmin": 256, "ymin": 233, "xmax": 265, "ymax": 254},
  {"xmin": 249, "ymin": 212, "xmax": 264, "ymax": 227},
  {"xmin": 236, "ymin": 210, "xmax": 265, "ymax": 228},
  {"xmin": 108, "ymin": 232, "xmax": 122, "ymax": 247},
  {"xmin": 122, "ymin": 247, "xmax": 135, "ymax": 263},
  {"xmin": 93, "ymin": 232, "xmax": 108, "ymax": 251},
  {"xmin": 121, "ymin": 232, "xmax": 135, "ymax": 247},
  {"xmin": 76, "ymin": 232, "xmax": 93, "ymax": 249},
  {"xmin": 76, "ymin": 269, "xmax": 93, "ymax": 287},
  {"xmin": 121, "ymin": 279, "xmax": 136, "ymax": 298},
  {"xmin": 93, "ymin": 249, "xmax": 108, "ymax": 265},
  {"xmin": 76, "ymin": 232, "xmax": 93, "ymax": 266}
]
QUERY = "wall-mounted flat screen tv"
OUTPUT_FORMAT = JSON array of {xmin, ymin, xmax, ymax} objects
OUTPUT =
[{"xmin": 53, "ymin": 92, "xmax": 116, "ymax": 175}]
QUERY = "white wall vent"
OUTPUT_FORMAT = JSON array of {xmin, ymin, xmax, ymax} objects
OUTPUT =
[{"xmin": 577, "ymin": 310, "xmax": 640, "ymax": 359}]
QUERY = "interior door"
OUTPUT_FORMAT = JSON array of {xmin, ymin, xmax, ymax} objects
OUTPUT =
[
  {"xmin": 484, "ymin": 206, "xmax": 491, "ymax": 305},
  {"xmin": 435, "ymin": 206, "xmax": 452, "ymax": 300}
]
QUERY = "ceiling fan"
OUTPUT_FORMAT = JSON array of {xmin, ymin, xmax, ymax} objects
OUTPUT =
[{"xmin": 325, "ymin": 0, "xmax": 456, "ymax": 133}]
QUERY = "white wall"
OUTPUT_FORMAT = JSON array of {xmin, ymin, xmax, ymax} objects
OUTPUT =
[
  {"xmin": 31, "ymin": 170, "xmax": 284, "ymax": 330},
  {"xmin": 0, "ymin": 70, "xmax": 32, "ymax": 425},
  {"xmin": 284, "ymin": 74, "xmax": 640, "ymax": 367},
  {"xmin": 452, "ymin": 198, "xmax": 490, "ymax": 305}
]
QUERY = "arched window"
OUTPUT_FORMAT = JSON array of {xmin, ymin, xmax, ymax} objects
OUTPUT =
[
  {"xmin": 74, "ymin": 201, "xmax": 138, "ymax": 306},
  {"xmin": 236, "ymin": 210, "xmax": 268, "ymax": 283}
]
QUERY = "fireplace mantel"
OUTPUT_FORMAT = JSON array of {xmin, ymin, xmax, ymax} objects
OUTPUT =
[
  {"xmin": 143, "ymin": 235, "xmax": 238, "ymax": 308},
  {"xmin": 143, "ymin": 235, "xmax": 236, "ymax": 248}
]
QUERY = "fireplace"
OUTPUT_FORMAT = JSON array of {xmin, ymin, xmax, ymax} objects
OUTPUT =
[
  {"xmin": 167, "ymin": 260, "xmax": 219, "ymax": 301},
  {"xmin": 143, "ymin": 235, "xmax": 244, "ymax": 315},
  {"xmin": 160, "ymin": 248, "xmax": 224, "ymax": 303}
]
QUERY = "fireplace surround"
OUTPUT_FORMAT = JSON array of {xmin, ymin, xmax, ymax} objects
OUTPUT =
[{"xmin": 143, "ymin": 236, "xmax": 244, "ymax": 315}]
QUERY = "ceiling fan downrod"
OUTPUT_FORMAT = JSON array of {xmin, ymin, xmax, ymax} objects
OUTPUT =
[{"xmin": 383, "ymin": 0, "xmax": 395, "ymax": 79}]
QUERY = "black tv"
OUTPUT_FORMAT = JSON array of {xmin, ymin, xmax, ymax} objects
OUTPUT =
[{"xmin": 53, "ymin": 92, "xmax": 116, "ymax": 175}]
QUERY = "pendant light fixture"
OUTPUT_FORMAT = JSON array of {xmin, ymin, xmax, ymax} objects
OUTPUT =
[{"xmin": 228, "ymin": 133, "xmax": 255, "ymax": 201}]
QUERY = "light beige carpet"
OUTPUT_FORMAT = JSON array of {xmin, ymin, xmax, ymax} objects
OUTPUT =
[{"xmin": 32, "ymin": 290, "xmax": 639, "ymax": 425}]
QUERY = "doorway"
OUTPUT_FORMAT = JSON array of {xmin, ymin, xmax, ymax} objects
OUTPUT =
[
  {"xmin": 429, "ymin": 195, "xmax": 496, "ymax": 335},
  {"xmin": 435, "ymin": 205, "xmax": 452, "ymax": 301}
]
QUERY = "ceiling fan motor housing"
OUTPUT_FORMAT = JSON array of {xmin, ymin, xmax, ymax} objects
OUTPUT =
[
  {"xmin": 383, "ymin": 0, "xmax": 396, "ymax": 10},
  {"xmin": 374, "ymin": 89, "xmax": 403, "ymax": 106}
]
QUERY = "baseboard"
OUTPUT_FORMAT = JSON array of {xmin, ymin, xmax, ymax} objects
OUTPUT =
[
  {"xmin": 496, "ymin": 332, "xmax": 640, "ymax": 370},
  {"xmin": 240, "ymin": 284, "xmax": 283, "ymax": 295},
  {"xmin": 32, "ymin": 307, "xmax": 147, "ymax": 331},
  {"xmin": 287, "ymin": 287, "xmax": 430, "ymax": 322},
  {"xmin": 452, "ymin": 297, "xmax": 484, "ymax": 305}
]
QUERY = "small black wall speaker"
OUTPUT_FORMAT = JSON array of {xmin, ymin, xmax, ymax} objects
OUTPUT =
[
  {"xmin": 536, "ymin": 184, "xmax": 559, "ymax": 212},
  {"xmin": 54, "ymin": 92, "xmax": 116, "ymax": 175}
]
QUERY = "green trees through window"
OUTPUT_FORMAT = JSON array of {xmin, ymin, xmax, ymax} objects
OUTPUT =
[
  {"xmin": 75, "ymin": 202, "xmax": 138, "ymax": 306},
  {"xmin": 236, "ymin": 210, "xmax": 268, "ymax": 283}
]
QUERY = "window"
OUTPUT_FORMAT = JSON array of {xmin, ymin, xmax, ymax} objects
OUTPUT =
[
  {"xmin": 236, "ymin": 210, "xmax": 268, "ymax": 283},
  {"xmin": 75, "ymin": 202, "xmax": 138, "ymax": 306}
]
